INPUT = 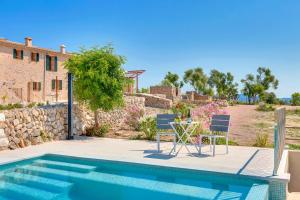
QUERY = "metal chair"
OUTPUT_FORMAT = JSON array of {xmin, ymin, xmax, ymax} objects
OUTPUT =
[
  {"xmin": 156, "ymin": 114, "xmax": 177, "ymax": 153},
  {"xmin": 198, "ymin": 115, "xmax": 230, "ymax": 156}
]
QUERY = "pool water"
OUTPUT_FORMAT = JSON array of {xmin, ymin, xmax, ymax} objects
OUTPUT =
[{"xmin": 0, "ymin": 154, "xmax": 269, "ymax": 200}]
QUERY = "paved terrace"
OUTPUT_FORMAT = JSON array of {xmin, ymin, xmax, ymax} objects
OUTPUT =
[{"xmin": 0, "ymin": 137, "xmax": 276, "ymax": 180}]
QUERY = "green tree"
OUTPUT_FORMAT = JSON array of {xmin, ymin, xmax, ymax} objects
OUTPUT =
[
  {"xmin": 161, "ymin": 72, "xmax": 184, "ymax": 88},
  {"xmin": 208, "ymin": 70, "xmax": 238, "ymax": 100},
  {"xmin": 241, "ymin": 67, "xmax": 278, "ymax": 104},
  {"xmin": 262, "ymin": 92, "xmax": 278, "ymax": 104},
  {"xmin": 64, "ymin": 46, "xmax": 128, "ymax": 126},
  {"xmin": 241, "ymin": 74, "xmax": 264, "ymax": 104},
  {"xmin": 183, "ymin": 67, "xmax": 213, "ymax": 95},
  {"xmin": 291, "ymin": 93, "xmax": 300, "ymax": 106}
]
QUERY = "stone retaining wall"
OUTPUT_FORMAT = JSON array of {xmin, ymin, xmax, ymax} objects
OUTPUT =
[
  {"xmin": 135, "ymin": 93, "xmax": 172, "ymax": 109},
  {"xmin": 0, "ymin": 96, "xmax": 145, "ymax": 150}
]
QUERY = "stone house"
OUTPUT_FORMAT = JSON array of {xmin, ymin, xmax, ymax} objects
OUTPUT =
[
  {"xmin": 0, "ymin": 37, "xmax": 71, "ymax": 104},
  {"xmin": 149, "ymin": 85, "xmax": 181, "ymax": 101}
]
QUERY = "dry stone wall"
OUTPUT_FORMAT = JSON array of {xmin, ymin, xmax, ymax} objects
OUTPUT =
[{"xmin": 0, "ymin": 96, "xmax": 145, "ymax": 151}]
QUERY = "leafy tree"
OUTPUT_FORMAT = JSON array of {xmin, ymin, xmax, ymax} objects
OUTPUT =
[
  {"xmin": 241, "ymin": 67, "xmax": 278, "ymax": 104},
  {"xmin": 208, "ymin": 70, "xmax": 238, "ymax": 100},
  {"xmin": 183, "ymin": 67, "xmax": 213, "ymax": 95},
  {"xmin": 64, "ymin": 46, "xmax": 128, "ymax": 127},
  {"xmin": 262, "ymin": 92, "xmax": 278, "ymax": 104},
  {"xmin": 139, "ymin": 87, "xmax": 149, "ymax": 93},
  {"xmin": 291, "ymin": 93, "xmax": 300, "ymax": 106},
  {"xmin": 161, "ymin": 72, "xmax": 184, "ymax": 88}
]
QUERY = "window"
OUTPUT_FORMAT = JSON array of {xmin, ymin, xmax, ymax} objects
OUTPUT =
[
  {"xmin": 32, "ymin": 82, "xmax": 41, "ymax": 91},
  {"xmin": 46, "ymin": 55, "xmax": 58, "ymax": 71},
  {"xmin": 31, "ymin": 52, "xmax": 39, "ymax": 62},
  {"xmin": 13, "ymin": 49, "xmax": 23, "ymax": 60},
  {"xmin": 51, "ymin": 79, "xmax": 62, "ymax": 90}
]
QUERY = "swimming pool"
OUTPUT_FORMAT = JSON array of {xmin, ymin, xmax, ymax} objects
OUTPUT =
[{"xmin": 0, "ymin": 154, "xmax": 268, "ymax": 200}]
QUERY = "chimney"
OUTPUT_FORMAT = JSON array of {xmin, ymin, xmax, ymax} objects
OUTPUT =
[
  {"xmin": 60, "ymin": 45, "xmax": 66, "ymax": 54},
  {"xmin": 25, "ymin": 37, "xmax": 32, "ymax": 47}
]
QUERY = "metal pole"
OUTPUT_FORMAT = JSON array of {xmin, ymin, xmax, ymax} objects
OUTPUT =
[{"xmin": 67, "ymin": 73, "xmax": 74, "ymax": 140}]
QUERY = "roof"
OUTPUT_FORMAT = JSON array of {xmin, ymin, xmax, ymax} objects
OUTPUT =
[
  {"xmin": 0, "ymin": 38, "xmax": 71, "ymax": 57},
  {"xmin": 125, "ymin": 70, "xmax": 146, "ymax": 78}
]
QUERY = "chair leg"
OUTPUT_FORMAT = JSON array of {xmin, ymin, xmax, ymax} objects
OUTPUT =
[
  {"xmin": 199, "ymin": 135, "xmax": 202, "ymax": 154},
  {"xmin": 173, "ymin": 134, "xmax": 176, "ymax": 153},
  {"xmin": 157, "ymin": 134, "xmax": 160, "ymax": 152},
  {"xmin": 226, "ymin": 135, "xmax": 229, "ymax": 154},
  {"xmin": 213, "ymin": 137, "xmax": 216, "ymax": 156},
  {"xmin": 209, "ymin": 137, "xmax": 212, "ymax": 152}
]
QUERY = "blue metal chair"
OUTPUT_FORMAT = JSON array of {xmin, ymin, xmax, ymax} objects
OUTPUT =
[
  {"xmin": 156, "ymin": 114, "xmax": 177, "ymax": 152},
  {"xmin": 198, "ymin": 115, "xmax": 230, "ymax": 156}
]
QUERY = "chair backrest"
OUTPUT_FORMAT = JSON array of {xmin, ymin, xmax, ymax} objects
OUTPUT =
[
  {"xmin": 156, "ymin": 114, "xmax": 177, "ymax": 130},
  {"xmin": 210, "ymin": 115, "xmax": 230, "ymax": 133}
]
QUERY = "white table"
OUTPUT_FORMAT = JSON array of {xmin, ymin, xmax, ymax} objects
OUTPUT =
[{"xmin": 169, "ymin": 121, "xmax": 200, "ymax": 155}]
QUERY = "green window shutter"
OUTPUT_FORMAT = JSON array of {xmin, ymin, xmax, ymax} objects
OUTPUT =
[
  {"xmin": 21, "ymin": 50, "xmax": 24, "ymax": 59},
  {"xmin": 54, "ymin": 56, "xmax": 58, "ymax": 72},
  {"xmin": 59, "ymin": 80, "xmax": 62, "ymax": 90},
  {"xmin": 36, "ymin": 53, "xmax": 39, "ymax": 62},
  {"xmin": 13, "ymin": 49, "xmax": 17, "ymax": 58},
  {"xmin": 38, "ymin": 82, "xmax": 41, "ymax": 91},
  {"xmin": 51, "ymin": 79, "xmax": 55, "ymax": 90},
  {"xmin": 46, "ymin": 55, "xmax": 50, "ymax": 70}
]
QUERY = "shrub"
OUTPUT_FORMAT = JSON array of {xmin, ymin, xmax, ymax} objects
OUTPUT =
[
  {"xmin": 140, "ymin": 117, "xmax": 157, "ymax": 140},
  {"xmin": 125, "ymin": 104, "xmax": 144, "ymax": 130},
  {"xmin": 191, "ymin": 102, "xmax": 228, "ymax": 130},
  {"xmin": 171, "ymin": 102, "xmax": 191, "ymax": 119},
  {"xmin": 253, "ymin": 133, "xmax": 269, "ymax": 147},
  {"xmin": 256, "ymin": 102, "xmax": 275, "ymax": 112},
  {"xmin": 0, "ymin": 103, "xmax": 23, "ymax": 110},
  {"xmin": 262, "ymin": 92, "xmax": 278, "ymax": 104},
  {"xmin": 28, "ymin": 102, "xmax": 37, "ymax": 108},
  {"xmin": 291, "ymin": 92, "xmax": 300, "ymax": 106},
  {"xmin": 86, "ymin": 124, "xmax": 110, "ymax": 137}
]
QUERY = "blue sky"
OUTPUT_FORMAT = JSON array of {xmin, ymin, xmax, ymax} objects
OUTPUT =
[{"xmin": 1, "ymin": 0, "xmax": 300, "ymax": 97}]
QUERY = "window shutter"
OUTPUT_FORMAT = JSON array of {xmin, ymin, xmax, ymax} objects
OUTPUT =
[
  {"xmin": 36, "ymin": 53, "xmax": 39, "ymax": 62},
  {"xmin": 21, "ymin": 50, "xmax": 24, "ymax": 59},
  {"xmin": 38, "ymin": 82, "xmax": 41, "ymax": 91},
  {"xmin": 59, "ymin": 80, "xmax": 62, "ymax": 90},
  {"xmin": 46, "ymin": 55, "xmax": 50, "ymax": 70},
  {"xmin": 54, "ymin": 56, "xmax": 58, "ymax": 72},
  {"xmin": 51, "ymin": 79, "xmax": 55, "ymax": 90},
  {"xmin": 13, "ymin": 49, "xmax": 17, "ymax": 58},
  {"xmin": 32, "ymin": 82, "xmax": 35, "ymax": 90}
]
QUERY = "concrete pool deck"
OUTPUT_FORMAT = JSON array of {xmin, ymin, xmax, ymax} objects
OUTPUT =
[{"xmin": 0, "ymin": 137, "xmax": 281, "ymax": 180}]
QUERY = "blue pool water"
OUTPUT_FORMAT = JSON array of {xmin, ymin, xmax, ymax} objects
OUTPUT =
[{"xmin": 0, "ymin": 154, "xmax": 269, "ymax": 200}]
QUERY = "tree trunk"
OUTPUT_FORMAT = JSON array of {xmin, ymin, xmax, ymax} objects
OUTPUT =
[{"xmin": 95, "ymin": 110, "xmax": 99, "ymax": 128}]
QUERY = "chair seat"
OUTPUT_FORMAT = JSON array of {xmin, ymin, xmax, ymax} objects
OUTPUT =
[
  {"xmin": 199, "ymin": 134, "xmax": 225, "ymax": 138},
  {"xmin": 157, "ymin": 132, "xmax": 176, "ymax": 136}
]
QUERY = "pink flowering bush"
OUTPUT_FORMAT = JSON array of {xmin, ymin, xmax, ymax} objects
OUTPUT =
[
  {"xmin": 124, "ymin": 104, "xmax": 144, "ymax": 130},
  {"xmin": 191, "ymin": 102, "xmax": 228, "ymax": 131}
]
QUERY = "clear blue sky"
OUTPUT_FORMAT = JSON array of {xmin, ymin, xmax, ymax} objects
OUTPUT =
[{"xmin": 1, "ymin": 0, "xmax": 299, "ymax": 98}]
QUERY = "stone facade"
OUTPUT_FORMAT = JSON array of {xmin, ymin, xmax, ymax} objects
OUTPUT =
[
  {"xmin": 0, "ymin": 96, "xmax": 145, "ymax": 150},
  {"xmin": 0, "ymin": 37, "xmax": 71, "ymax": 104},
  {"xmin": 136, "ymin": 93, "xmax": 172, "ymax": 109},
  {"xmin": 150, "ymin": 86, "xmax": 180, "ymax": 101}
]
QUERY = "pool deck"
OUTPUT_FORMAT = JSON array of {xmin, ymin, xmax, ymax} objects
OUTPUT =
[{"xmin": 0, "ymin": 137, "xmax": 286, "ymax": 182}]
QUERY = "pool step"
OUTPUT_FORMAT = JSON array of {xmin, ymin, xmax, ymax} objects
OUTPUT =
[
  {"xmin": 15, "ymin": 165, "xmax": 268, "ymax": 200},
  {"xmin": 0, "ymin": 181, "xmax": 60, "ymax": 200},
  {"xmin": 33, "ymin": 159, "xmax": 97, "ymax": 173},
  {"xmin": 3, "ymin": 172, "xmax": 73, "ymax": 192}
]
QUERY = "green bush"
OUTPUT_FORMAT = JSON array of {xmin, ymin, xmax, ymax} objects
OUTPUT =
[
  {"xmin": 140, "ymin": 117, "xmax": 157, "ymax": 140},
  {"xmin": 27, "ymin": 102, "xmax": 37, "ymax": 108},
  {"xmin": 291, "ymin": 92, "xmax": 300, "ymax": 106},
  {"xmin": 256, "ymin": 103, "xmax": 275, "ymax": 112},
  {"xmin": 0, "ymin": 103, "xmax": 23, "ymax": 110},
  {"xmin": 171, "ymin": 102, "xmax": 191, "ymax": 119},
  {"xmin": 253, "ymin": 133, "xmax": 269, "ymax": 147},
  {"xmin": 288, "ymin": 144, "xmax": 300, "ymax": 150},
  {"xmin": 86, "ymin": 124, "xmax": 110, "ymax": 137}
]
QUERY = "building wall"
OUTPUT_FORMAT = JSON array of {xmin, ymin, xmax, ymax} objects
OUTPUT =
[
  {"xmin": 0, "ymin": 44, "xmax": 69, "ymax": 104},
  {"xmin": 150, "ymin": 86, "xmax": 180, "ymax": 100}
]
